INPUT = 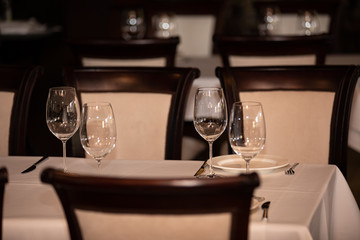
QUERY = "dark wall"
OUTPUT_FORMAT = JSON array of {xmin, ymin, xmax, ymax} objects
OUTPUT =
[
  {"xmin": 10, "ymin": 0, "xmax": 61, "ymax": 25},
  {"xmin": 336, "ymin": 0, "xmax": 360, "ymax": 53}
]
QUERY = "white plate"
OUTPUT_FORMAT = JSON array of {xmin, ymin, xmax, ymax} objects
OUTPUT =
[{"xmin": 212, "ymin": 154, "xmax": 289, "ymax": 173}]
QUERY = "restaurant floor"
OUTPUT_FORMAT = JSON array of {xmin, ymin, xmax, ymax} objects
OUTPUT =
[{"xmin": 347, "ymin": 147, "xmax": 360, "ymax": 208}]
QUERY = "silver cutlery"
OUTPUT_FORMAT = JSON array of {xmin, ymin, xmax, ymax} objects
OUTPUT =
[
  {"xmin": 21, "ymin": 156, "xmax": 49, "ymax": 174},
  {"xmin": 285, "ymin": 162, "xmax": 299, "ymax": 175},
  {"xmin": 261, "ymin": 201, "xmax": 271, "ymax": 221}
]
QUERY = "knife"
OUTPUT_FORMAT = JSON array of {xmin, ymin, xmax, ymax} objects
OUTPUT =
[
  {"xmin": 194, "ymin": 160, "xmax": 208, "ymax": 177},
  {"xmin": 261, "ymin": 201, "xmax": 271, "ymax": 221},
  {"xmin": 21, "ymin": 156, "xmax": 49, "ymax": 174}
]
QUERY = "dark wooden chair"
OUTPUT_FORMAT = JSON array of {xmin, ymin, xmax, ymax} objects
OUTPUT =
[
  {"xmin": 213, "ymin": 34, "xmax": 332, "ymax": 66},
  {"xmin": 216, "ymin": 65, "xmax": 360, "ymax": 178},
  {"xmin": 0, "ymin": 167, "xmax": 8, "ymax": 240},
  {"xmin": 41, "ymin": 167, "xmax": 259, "ymax": 240},
  {"xmin": 0, "ymin": 65, "xmax": 43, "ymax": 156},
  {"xmin": 64, "ymin": 67, "xmax": 199, "ymax": 160},
  {"xmin": 68, "ymin": 37, "xmax": 180, "ymax": 67}
]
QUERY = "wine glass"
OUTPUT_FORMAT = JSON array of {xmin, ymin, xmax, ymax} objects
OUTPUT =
[
  {"xmin": 193, "ymin": 88, "xmax": 227, "ymax": 178},
  {"xmin": 229, "ymin": 101, "xmax": 266, "ymax": 174},
  {"xmin": 152, "ymin": 12, "xmax": 177, "ymax": 38},
  {"xmin": 79, "ymin": 102, "xmax": 116, "ymax": 171},
  {"xmin": 298, "ymin": 10, "xmax": 320, "ymax": 36},
  {"xmin": 258, "ymin": 6, "xmax": 280, "ymax": 35},
  {"xmin": 46, "ymin": 87, "xmax": 80, "ymax": 172}
]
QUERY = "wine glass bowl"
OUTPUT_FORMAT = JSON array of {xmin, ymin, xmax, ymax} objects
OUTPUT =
[
  {"xmin": 229, "ymin": 101, "xmax": 266, "ymax": 173},
  {"xmin": 193, "ymin": 88, "xmax": 227, "ymax": 177},
  {"xmin": 80, "ymin": 102, "xmax": 116, "ymax": 170},
  {"xmin": 46, "ymin": 87, "xmax": 80, "ymax": 172}
]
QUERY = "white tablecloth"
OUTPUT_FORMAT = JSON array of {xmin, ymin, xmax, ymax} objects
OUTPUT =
[{"xmin": 1, "ymin": 156, "xmax": 359, "ymax": 240}]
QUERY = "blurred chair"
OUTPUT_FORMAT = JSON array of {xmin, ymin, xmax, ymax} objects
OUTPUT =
[
  {"xmin": 0, "ymin": 65, "xmax": 43, "ymax": 156},
  {"xmin": 41, "ymin": 167, "xmax": 259, "ymax": 240},
  {"xmin": 213, "ymin": 34, "xmax": 332, "ymax": 66},
  {"xmin": 216, "ymin": 65, "xmax": 360, "ymax": 177},
  {"xmin": 0, "ymin": 167, "xmax": 8, "ymax": 240},
  {"xmin": 64, "ymin": 67, "xmax": 199, "ymax": 160},
  {"xmin": 69, "ymin": 37, "xmax": 180, "ymax": 67}
]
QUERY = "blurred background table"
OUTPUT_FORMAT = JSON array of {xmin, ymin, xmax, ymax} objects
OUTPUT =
[{"xmin": 1, "ymin": 156, "xmax": 359, "ymax": 239}]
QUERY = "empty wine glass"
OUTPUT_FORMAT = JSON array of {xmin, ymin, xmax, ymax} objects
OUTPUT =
[
  {"xmin": 298, "ymin": 10, "xmax": 320, "ymax": 36},
  {"xmin": 258, "ymin": 6, "xmax": 280, "ymax": 35},
  {"xmin": 80, "ymin": 102, "xmax": 116, "ymax": 171},
  {"xmin": 46, "ymin": 87, "xmax": 80, "ymax": 172},
  {"xmin": 152, "ymin": 12, "xmax": 177, "ymax": 38},
  {"xmin": 229, "ymin": 101, "xmax": 266, "ymax": 174},
  {"xmin": 193, "ymin": 88, "xmax": 227, "ymax": 178}
]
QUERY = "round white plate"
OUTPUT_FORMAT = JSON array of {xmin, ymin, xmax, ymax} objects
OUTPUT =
[{"xmin": 212, "ymin": 154, "xmax": 289, "ymax": 173}]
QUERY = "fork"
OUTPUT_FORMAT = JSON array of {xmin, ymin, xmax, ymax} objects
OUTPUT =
[{"xmin": 285, "ymin": 163, "xmax": 299, "ymax": 175}]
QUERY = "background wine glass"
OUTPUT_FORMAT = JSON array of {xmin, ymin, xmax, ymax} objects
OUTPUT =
[
  {"xmin": 258, "ymin": 6, "xmax": 280, "ymax": 35},
  {"xmin": 80, "ymin": 102, "xmax": 116, "ymax": 171},
  {"xmin": 229, "ymin": 101, "xmax": 266, "ymax": 174},
  {"xmin": 121, "ymin": 9, "xmax": 146, "ymax": 40},
  {"xmin": 193, "ymin": 88, "xmax": 227, "ymax": 178},
  {"xmin": 298, "ymin": 10, "xmax": 320, "ymax": 36},
  {"xmin": 46, "ymin": 87, "xmax": 80, "ymax": 172},
  {"xmin": 152, "ymin": 12, "xmax": 177, "ymax": 38}
]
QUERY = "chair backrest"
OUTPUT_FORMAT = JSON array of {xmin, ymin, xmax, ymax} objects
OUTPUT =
[
  {"xmin": 41, "ymin": 167, "xmax": 260, "ymax": 240},
  {"xmin": 216, "ymin": 65, "xmax": 360, "ymax": 177},
  {"xmin": 64, "ymin": 67, "xmax": 199, "ymax": 160},
  {"xmin": 69, "ymin": 37, "xmax": 180, "ymax": 67},
  {"xmin": 213, "ymin": 34, "xmax": 332, "ymax": 67},
  {"xmin": 0, "ymin": 65, "xmax": 43, "ymax": 156},
  {"xmin": 0, "ymin": 167, "xmax": 8, "ymax": 240}
]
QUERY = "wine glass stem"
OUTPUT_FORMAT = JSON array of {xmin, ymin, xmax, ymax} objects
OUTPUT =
[
  {"xmin": 208, "ymin": 141, "xmax": 214, "ymax": 176},
  {"xmin": 62, "ymin": 140, "xmax": 67, "ymax": 173},
  {"xmin": 246, "ymin": 161, "xmax": 250, "ymax": 174},
  {"xmin": 96, "ymin": 159, "xmax": 101, "ymax": 174}
]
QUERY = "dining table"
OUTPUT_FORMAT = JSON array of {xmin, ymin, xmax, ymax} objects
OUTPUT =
[{"xmin": 1, "ymin": 156, "xmax": 359, "ymax": 240}]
